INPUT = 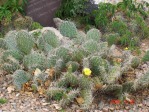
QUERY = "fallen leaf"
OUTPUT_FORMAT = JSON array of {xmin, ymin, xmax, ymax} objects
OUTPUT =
[
  {"xmin": 38, "ymin": 87, "xmax": 46, "ymax": 95},
  {"xmin": 7, "ymin": 86, "xmax": 15, "ymax": 93},
  {"xmin": 22, "ymin": 82, "xmax": 32, "ymax": 92},
  {"xmin": 94, "ymin": 84, "xmax": 103, "ymax": 90},
  {"xmin": 44, "ymin": 80, "xmax": 51, "ymax": 87},
  {"xmin": 76, "ymin": 97, "xmax": 84, "ymax": 105},
  {"xmin": 24, "ymin": 92, "xmax": 33, "ymax": 97},
  {"xmin": 45, "ymin": 68, "xmax": 55, "ymax": 77},
  {"xmin": 53, "ymin": 104, "xmax": 62, "ymax": 110}
]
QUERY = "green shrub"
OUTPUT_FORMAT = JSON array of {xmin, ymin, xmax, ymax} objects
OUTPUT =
[
  {"xmin": 56, "ymin": 0, "xmax": 87, "ymax": 18},
  {"xmin": 31, "ymin": 22, "xmax": 43, "ymax": 30},
  {"xmin": 142, "ymin": 51, "xmax": 149, "ymax": 62},
  {"xmin": 0, "ymin": 98, "xmax": 7, "ymax": 104},
  {"xmin": 104, "ymin": 33, "xmax": 120, "ymax": 45}
]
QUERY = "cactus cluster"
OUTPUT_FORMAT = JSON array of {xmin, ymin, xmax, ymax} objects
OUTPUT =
[
  {"xmin": 0, "ymin": 19, "xmax": 148, "ymax": 110},
  {"xmin": 47, "ymin": 66, "xmax": 92, "ymax": 109}
]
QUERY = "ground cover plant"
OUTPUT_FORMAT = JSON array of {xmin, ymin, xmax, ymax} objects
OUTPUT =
[
  {"xmin": 0, "ymin": 19, "xmax": 149, "ymax": 110},
  {"xmin": 56, "ymin": 0, "xmax": 149, "ymax": 50}
]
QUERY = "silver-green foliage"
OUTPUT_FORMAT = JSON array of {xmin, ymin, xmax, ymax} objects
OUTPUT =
[
  {"xmin": 134, "ymin": 71, "xmax": 149, "ymax": 90},
  {"xmin": 43, "ymin": 30, "xmax": 60, "ymax": 48},
  {"xmin": 86, "ymin": 28, "xmax": 102, "ymax": 41},
  {"xmin": 66, "ymin": 61, "xmax": 79, "ymax": 72},
  {"xmin": 1, "ymin": 20, "xmax": 146, "ymax": 109},
  {"xmin": 59, "ymin": 21, "xmax": 77, "ymax": 38},
  {"xmin": 47, "ymin": 65, "xmax": 93, "ymax": 109},
  {"xmin": 60, "ymin": 89, "xmax": 80, "ymax": 108},
  {"xmin": 82, "ymin": 40, "xmax": 99, "ymax": 53},
  {"xmin": 0, "ymin": 38, "xmax": 7, "ymax": 49},
  {"xmin": 1, "ymin": 57, "xmax": 20, "ymax": 73},
  {"xmin": 16, "ymin": 31, "xmax": 34, "ymax": 54},
  {"xmin": 55, "ymin": 47, "xmax": 70, "ymax": 62},
  {"xmin": 4, "ymin": 31, "xmax": 18, "ymax": 50},
  {"xmin": 2, "ymin": 50, "xmax": 24, "ymax": 61},
  {"xmin": 13, "ymin": 70, "xmax": 31, "ymax": 90},
  {"xmin": 23, "ymin": 52, "xmax": 46, "ymax": 71}
]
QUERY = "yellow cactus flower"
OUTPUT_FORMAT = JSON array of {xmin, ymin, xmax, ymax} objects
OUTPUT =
[
  {"xmin": 124, "ymin": 47, "xmax": 128, "ymax": 50},
  {"xmin": 83, "ymin": 68, "xmax": 92, "ymax": 76}
]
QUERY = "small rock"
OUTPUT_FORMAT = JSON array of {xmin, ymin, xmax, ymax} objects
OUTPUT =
[
  {"xmin": 11, "ymin": 109, "xmax": 16, "ymax": 112},
  {"xmin": 102, "ymin": 107, "xmax": 108, "ymax": 112},
  {"xmin": 76, "ymin": 110, "xmax": 83, "ymax": 112},
  {"xmin": 125, "ymin": 106, "xmax": 130, "ymax": 110},
  {"xmin": 52, "ymin": 104, "xmax": 62, "ymax": 110},
  {"xmin": 115, "ymin": 105, "xmax": 120, "ymax": 110},
  {"xmin": 94, "ymin": 110, "xmax": 100, "ymax": 112},
  {"xmin": 16, "ymin": 93, "xmax": 20, "ymax": 97},
  {"xmin": 42, "ymin": 108, "xmax": 49, "ymax": 111},
  {"xmin": 138, "ymin": 103, "xmax": 143, "ymax": 108},
  {"xmin": 109, "ymin": 107, "xmax": 114, "ymax": 111},
  {"xmin": 42, "ymin": 103, "xmax": 50, "ymax": 106}
]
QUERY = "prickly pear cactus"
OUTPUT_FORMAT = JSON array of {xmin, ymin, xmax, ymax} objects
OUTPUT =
[
  {"xmin": 1, "ymin": 19, "xmax": 147, "ymax": 110},
  {"xmin": 16, "ymin": 30, "xmax": 34, "ymax": 54},
  {"xmin": 2, "ymin": 50, "xmax": 24, "ymax": 61},
  {"xmin": 1, "ymin": 58, "xmax": 20, "ymax": 73},
  {"xmin": 59, "ymin": 21, "xmax": 77, "ymax": 38},
  {"xmin": 4, "ymin": 31, "xmax": 18, "ymax": 50},
  {"xmin": 66, "ymin": 61, "xmax": 79, "ymax": 72},
  {"xmin": 23, "ymin": 52, "xmax": 46, "ymax": 71},
  {"xmin": 86, "ymin": 28, "xmax": 102, "ymax": 41},
  {"xmin": 0, "ymin": 38, "xmax": 7, "ymax": 49},
  {"xmin": 43, "ymin": 30, "xmax": 60, "ymax": 48},
  {"xmin": 47, "ymin": 66, "xmax": 93, "ymax": 109},
  {"xmin": 13, "ymin": 70, "xmax": 31, "ymax": 90}
]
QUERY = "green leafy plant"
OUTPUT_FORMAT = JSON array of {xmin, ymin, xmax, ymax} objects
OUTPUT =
[
  {"xmin": 142, "ymin": 50, "xmax": 149, "ymax": 62},
  {"xmin": 31, "ymin": 22, "xmax": 43, "ymax": 30},
  {"xmin": 0, "ymin": 0, "xmax": 27, "ymax": 21},
  {"xmin": 53, "ymin": 92, "xmax": 64, "ymax": 101},
  {"xmin": 9, "ymin": 0, "xmax": 27, "ymax": 14},
  {"xmin": 0, "ymin": 98, "xmax": 7, "ymax": 104},
  {"xmin": 0, "ymin": 2, "xmax": 12, "ymax": 21},
  {"xmin": 56, "ymin": 0, "xmax": 88, "ymax": 19},
  {"xmin": 93, "ymin": 3, "xmax": 116, "ymax": 30},
  {"xmin": 117, "ymin": 0, "xmax": 148, "ymax": 18}
]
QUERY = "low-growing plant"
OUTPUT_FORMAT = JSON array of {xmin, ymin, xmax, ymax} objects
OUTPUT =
[
  {"xmin": 31, "ymin": 22, "xmax": 43, "ymax": 30},
  {"xmin": 142, "ymin": 50, "xmax": 149, "ymax": 62},
  {"xmin": 0, "ymin": 0, "xmax": 27, "ymax": 21},
  {"xmin": 93, "ymin": 3, "xmax": 116, "ymax": 30},
  {"xmin": 0, "ymin": 20, "xmax": 148, "ymax": 109},
  {"xmin": 0, "ymin": 98, "xmax": 7, "ymax": 104},
  {"xmin": 56, "ymin": 0, "xmax": 88, "ymax": 19}
]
